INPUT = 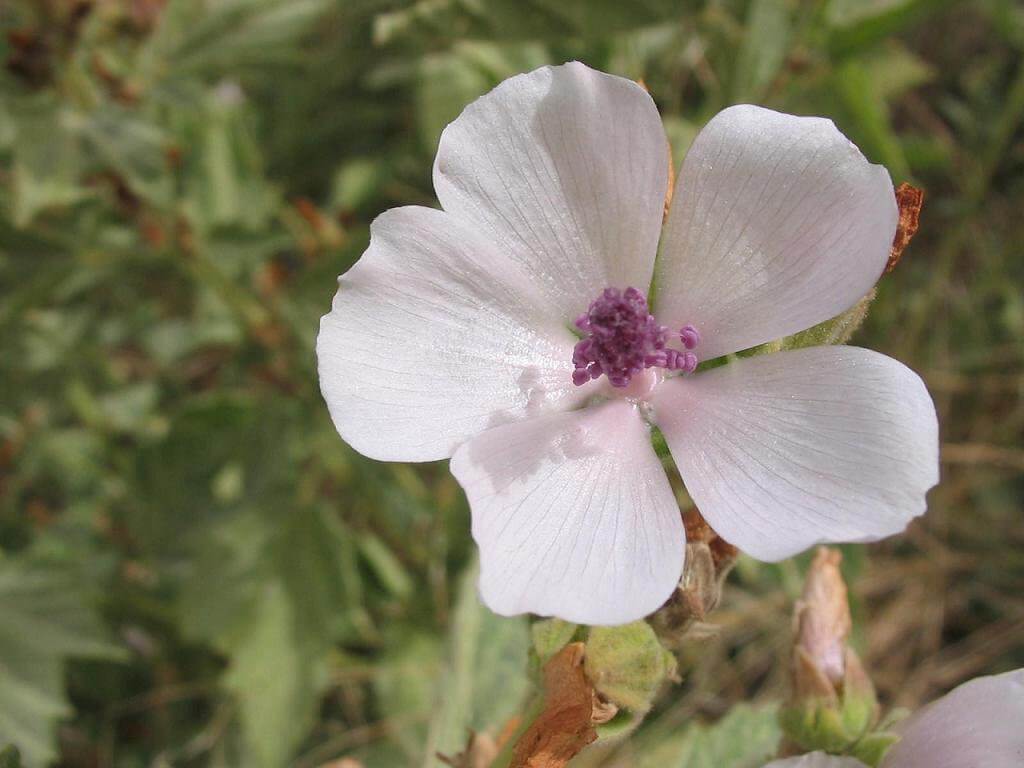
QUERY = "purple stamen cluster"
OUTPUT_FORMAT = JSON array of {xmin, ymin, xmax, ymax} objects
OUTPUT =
[{"xmin": 571, "ymin": 287, "xmax": 700, "ymax": 388}]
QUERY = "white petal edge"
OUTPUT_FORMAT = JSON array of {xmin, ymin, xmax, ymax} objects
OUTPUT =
[
  {"xmin": 650, "ymin": 346, "xmax": 938, "ymax": 561},
  {"xmin": 654, "ymin": 105, "xmax": 898, "ymax": 360},
  {"xmin": 880, "ymin": 668, "xmax": 1024, "ymax": 768},
  {"xmin": 764, "ymin": 754, "xmax": 868, "ymax": 768},
  {"xmin": 451, "ymin": 400, "xmax": 685, "ymax": 626},
  {"xmin": 434, "ymin": 61, "xmax": 670, "ymax": 320},
  {"xmin": 317, "ymin": 206, "xmax": 583, "ymax": 462}
]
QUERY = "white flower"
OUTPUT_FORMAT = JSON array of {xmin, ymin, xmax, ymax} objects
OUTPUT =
[
  {"xmin": 764, "ymin": 668, "xmax": 1024, "ymax": 768},
  {"xmin": 317, "ymin": 62, "xmax": 939, "ymax": 625}
]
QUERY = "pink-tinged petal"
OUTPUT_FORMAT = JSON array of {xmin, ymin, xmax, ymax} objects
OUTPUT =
[
  {"xmin": 650, "ymin": 347, "xmax": 938, "ymax": 561},
  {"xmin": 881, "ymin": 669, "xmax": 1024, "ymax": 768},
  {"xmin": 451, "ymin": 400, "xmax": 685, "ymax": 625},
  {"xmin": 317, "ymin": 206, "xmax": 582, "ymax": 463},
  {"xmin": 764, "ymin": 755, "xmax": 868, "ymax": 768},
  {"xmin": 654, "ymin": 105, "xmax": 898, "ymax": 360},
  {"xmin": 434, "ymin": 61, "xmax": 669, "ymax": 320}
]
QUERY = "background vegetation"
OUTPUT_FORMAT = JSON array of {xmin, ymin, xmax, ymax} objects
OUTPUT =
[{"xmin": 1, "ymin": 0, "xmax": 1022, "ymax": 766}]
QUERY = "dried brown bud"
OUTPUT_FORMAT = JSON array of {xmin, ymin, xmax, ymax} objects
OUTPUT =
[{"xmin": 649, "ymin": 508, "xmax": 738, "ymax": 646}]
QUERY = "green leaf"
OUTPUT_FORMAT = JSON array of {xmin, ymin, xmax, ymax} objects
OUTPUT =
[
  {"xmin": 374, "ymin": 634, "xmax": 445, "ymax": 762},
  {"xmin": 833, "ymin": 60, "xmax": 911, "ymax": 180},
  {"xmin": 356, "ymin": 532, "xmax": 414, "ymax": 600},
  {"xmin": 222, "ymin": 580, "xmax": 322, "ymax": 768},
  {"xmin": 0, "ymin": 559, "xmax": 125, "ymax": 767},
  {"xmin": 0, "ymin": 745, "xmax": 24, "ymax": 768},
  {"xmin": 732, "ymin": 0, "xmax": 792, "ymax": 102},
  {"xmin": 7, "ymin": 102, "xmax": 87, "ymax": 228},
  {"xmin": 421, "ymin": 560, "xmax": 531, "ymax": 766},
  {"xmin": 826, "ymin": 0, "xmax": 957, "ymax": 58},
  {"xmin": 179, "ymin": 505, "xmax": 360, "ymax": 768},
  {"xmin": 375, "ymin": 0, "xmax": 681, "ymax": 46},
  {"xmin": 638, "ymin": 704, "xmax": 782, "ymax": 768},
  {"xmin": 857, "ymin": 43, "xmax": 934, "ymax": 101}
]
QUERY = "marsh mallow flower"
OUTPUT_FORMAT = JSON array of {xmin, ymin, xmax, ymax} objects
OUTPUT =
[
  {"xmin": 764, "ymin": 668, "xmax": 1024, "ymax": 768},
  {"xmin": 317, "ymin": 62, "xmax": 939, "ymax": 625}
]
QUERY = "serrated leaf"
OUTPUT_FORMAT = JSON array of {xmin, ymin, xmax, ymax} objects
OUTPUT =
[{"xmin": 0, "ymin": 560, "xmax": 125, "ymax": 767}]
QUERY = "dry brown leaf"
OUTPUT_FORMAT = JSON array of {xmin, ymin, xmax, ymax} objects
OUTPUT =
[
  {"xmin": 887, "ymin": 183, "xmax": 924, "ymax": 273},
  {"xmin": 510, "ymin": 642, "xmax": 598, "ymax": 768}
]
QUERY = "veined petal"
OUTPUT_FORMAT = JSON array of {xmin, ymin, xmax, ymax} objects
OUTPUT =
[
  {"xmin": 451, "ymin": 400, "xmax": 685, "ymax": 625},
  {"xmin": 434, "ymin": 61, "xmax": 669, "ymax": 320},
  {"xmin": 650, "ymin": 347, "xmax": 938, "ymax": 561},
  {"xmin": 317, "ymin": 206, "xmax": 581, "ymax": 462},
  {"xmin": 764, "ymin": 755, "xmax": 868, "ymax": 768},
  {"xmin": 881, "ymin": 669, "xmax": 1024, "ymax": 768},
  {"xmin": 654, "ymin": 105, "xmax": 898, "ymax": 360}
]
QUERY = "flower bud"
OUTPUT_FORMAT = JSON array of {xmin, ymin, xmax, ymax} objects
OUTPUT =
[{"xmin": 781, "ymin": 547, "xmax": 879, "ymax": 755}]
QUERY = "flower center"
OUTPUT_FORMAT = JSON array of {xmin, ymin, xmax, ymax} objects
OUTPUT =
[{"xmin": 571, "ymin": 287, "xmax": 700, "ymax": 388}]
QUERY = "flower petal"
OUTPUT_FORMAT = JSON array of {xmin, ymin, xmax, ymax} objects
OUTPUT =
[
  {"xmin": 650, "ymin": 346, "xmax": 938, "ymax": 561},
  {"xmin": 764, "ymin": 755, "xmax": 868, "ymax": 768},
  {"xmin": 317, "ymin": 206, "xmax": 581, "ymax": 462},
  {"xmin": 654, "ymin": 105, "xmax": 898, "ymax": 360},
  {"xmin": 451, "ymin": 400, "xmax": 685, "ymax": 625},
  {"xmin": 434, "ymin": 61, "xmax": 669, "ymax": 319},
  {"xmin": 881, "ymin": 669, "xmax": 1024, "ymax": 768}
]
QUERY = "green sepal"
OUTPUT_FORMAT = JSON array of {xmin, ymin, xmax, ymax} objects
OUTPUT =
[
  {"xmin": 584, "ymin": 622, "xmax": 676, "ymax": 714},
  {"xmin": 783, "ymin": 290, "xmax": 876, "ymax": 349},
  {"xmin": 850, "ymin": 731, "xmax": 901, "ymax": 767},
  {"xmin": 594, "ymin": 708, "xmax": 644, "ymax": 743},
  {"xmin": 530, "ymin": 618, "xmax": 578, "ymax": 666},
  {"xmin": 840, "ymin": 688, "xmax": 877, "ymax": 742},
  {"xmin": 736, "ymin": 289, "xmax": 877, "ymax": 363},
  {"xmin": 779, "ymin": 702, "xmax": 854, "ymax": 753}
]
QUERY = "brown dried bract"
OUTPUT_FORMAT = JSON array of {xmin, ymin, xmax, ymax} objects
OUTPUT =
[
  {"xmin": 650, "ymin": 508, "xmax": 738, "ymax": 645},
  {"xmin": 887, "ymin": 183, "xmax": 924, "ymax": 273},
  {"xmin": 683, "ymin": 507, "xmax": 738, "ymax": 570},
  {"xmin": 510, "ymin": 643, "xmax": 599, "ymax": 768}
]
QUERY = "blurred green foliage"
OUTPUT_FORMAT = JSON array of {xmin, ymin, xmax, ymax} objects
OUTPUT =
[{"xmin": 1, "ymin": 0, "xmax": 1022, "ymax": 766}]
